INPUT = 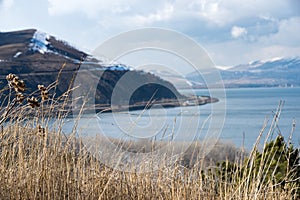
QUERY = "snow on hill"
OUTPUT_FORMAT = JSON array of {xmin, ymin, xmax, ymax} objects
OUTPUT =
[
  {"xmin": 228, "ymin": 57, "xmax": 300, "ymax": 72},
  {"xmin": 186, "ymin": 57, "xmax": 300, "ymax": 88},
  {"xmin": 29, "ymin": 30, "xmax": 50, "ymax": 54},
  {"xmin": 0, "ymin": 29, "xmax": 186, "ymax": 107},
  {"xmin": 104, "ymin": 64, "xmax": 133, "ymax": 71}
]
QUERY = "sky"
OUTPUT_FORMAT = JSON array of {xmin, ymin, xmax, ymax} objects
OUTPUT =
[{"xmin": 0, "ymin": 0, "xmax": 300, "ymax": 67}]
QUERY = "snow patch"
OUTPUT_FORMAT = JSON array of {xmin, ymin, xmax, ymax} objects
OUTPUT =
[
  {"xmin": 104, "ymin": 64, "xmax": 133, "ymax": 71},
  {"xmin": 216, "ymin": 65, "xmax": 232, "ymax": 70},
  {"xmin": 248, "ymin": 60, "xmax": 263, "ymax": 68},
  {"xmin": 248, "ymin": 57, "xmax": 284, "ymax": 67},
  {"xmin": 262, "ymin": 57, "xmax": 283, "ymax": 63},
  {"xmin": 13, "ymin": 52, "xmax": 22, "ymax": 58},
  {"xmin": 29, "ymin": 30, "xmax": 50, "ymax": 54}
]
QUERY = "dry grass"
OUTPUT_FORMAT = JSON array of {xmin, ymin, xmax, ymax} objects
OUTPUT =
[{"xmin": 0, "ymin": 74, "xmax": 299, "ymax": 199}]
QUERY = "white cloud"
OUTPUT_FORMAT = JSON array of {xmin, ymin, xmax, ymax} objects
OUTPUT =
[
  {"xmin": 128, "ymin": 3, "xmax": 174, "ymax": 26},
  {"xmin": 262, "ymin": 17, "xmax": 300, "ymax": 46},
  {"xmin": 48, "ymin": 0, "xmax": 139, "ymax": 19},
  {"xmin": 231, "ymin": 26, "xmax": 247, "ymax": 38},
  {"xmin": 169, "ymin": 0, "xmax": 296, "ymax": 27},
  {"xmin": 0, "ymin": 0, "xmax": 299, "ymax": 65},
  {"xmin": 206, "ymin": 16, "xmax": 300, "ymax": 66},
  {"xmin": 111, "ymin": 3, "xmax": 131, "ymax": 14},
  {"xmin": 0, "ymin": 0, "xmax": 13, "ymax": 10},
  {"xmin": 47, "ymin": 0, "xmax": 162, "ymax": 18},
  {"xmin": 46, "ymin": 0, "xmax": 298, "ymax": 31},
  {"xmin": 190, "ymin": 1, "xmax": 227, "ymax": 25},
  {"xmin": 48, "ymin": 0, "xmax": 101, "ymax": 17}
]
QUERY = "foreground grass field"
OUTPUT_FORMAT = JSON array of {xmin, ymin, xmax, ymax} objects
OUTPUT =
[{"xmin": 0, "ymin": 74, "xmax": 299, "ymax": 199}]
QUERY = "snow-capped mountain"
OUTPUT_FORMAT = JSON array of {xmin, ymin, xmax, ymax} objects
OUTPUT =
[
  {"xmin": 0, "ymin": 29, "xmax": 184, "ymax": 107},
  {"xmin": 187, "ymin": 57, "xmax": 300, "ymax": 88},
  {"xmin": 0, "ymin": 29, "xmax": 88, "ymax": 63},
  {"xmin": 227, "ymin": 57, "xmax": 300, "ymax": 72}
]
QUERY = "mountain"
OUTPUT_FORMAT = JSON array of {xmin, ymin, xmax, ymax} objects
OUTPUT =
[
  {"xmin": 186, "ymin": 57, "xmax": 300, "ymax": 88},
  {"xmin": 0, "ymin": 29, "xmax": 185, "ymax": 110},
  {"xmin": 140, "ymin": 68, "xmax": 194, "ymax": 89}
]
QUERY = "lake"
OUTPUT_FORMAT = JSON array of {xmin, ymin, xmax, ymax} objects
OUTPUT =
[
  {"xmin": 203, "ymin": 87, "xmax": 300, "ymax": 150},
  {"xmin": 65, "ymin": 87, "xmax": 300, "ymax": 151}
]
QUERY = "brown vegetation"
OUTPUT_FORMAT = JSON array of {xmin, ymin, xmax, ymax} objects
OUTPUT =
[{"xmin": 0, "ymin": 74, "xmax": 299, "ymax": 199}]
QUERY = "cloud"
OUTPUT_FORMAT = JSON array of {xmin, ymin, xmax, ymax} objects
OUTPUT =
[
  {"xmin": 45, "ymin": 0, "xmax": 299, "ymax": 38},
  {"xmin": 48, "ymin": 0, "xmax": 101, "ymax": 17},
  {"xmin": 46, "ymin": 0, "xmax": 297, "ymax": 26},
  {"xmin": 231, "ymin": 26, "xmax": 247, "ymax": 38},
  {"xmin": 170, "ymin": 0, "xmax": 297, "ymax": 27},
  {"xmin": 206, "ymin": 17, "xmax": 300, "ymax": 65},
  {"xmin": 0, "ymin": 0, "xmax": 299, "ymax": 66},
  {"xmin": 127, "ymin": 3, "xmax": 174, "ymax": 26},
  {"xmin": 0, "ymin": 0, "xmax": 13, "ymax": 10},
  {"xmin": 47, "ymin": 0, "xmax": 163, "ymax": 18},
  {"xmin": 262, "ymin": 17, "xmax": 300, "ymax": 46}
]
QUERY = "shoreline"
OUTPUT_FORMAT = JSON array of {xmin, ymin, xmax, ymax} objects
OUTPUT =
[
  {"xmin": 90, "ymin": 95, "xmax": 219, "ymax": 113},
  {"xmin": 40, "ymin": 95, "xmax": 219, "ymax": 116}
]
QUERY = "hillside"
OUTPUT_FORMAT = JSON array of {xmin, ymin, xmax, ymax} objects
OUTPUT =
[{"xmin": 0, "ymin": 29, "xmax": 189, "ymax": 111}]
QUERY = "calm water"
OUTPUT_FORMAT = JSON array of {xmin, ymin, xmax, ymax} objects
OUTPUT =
[
  {"xmin": 65, "ymin": 87, "xmax": 300, "ymax": 150},
  {"xmin": 206, "ymin": 87, "xmax": 300, "ymax": 149}
]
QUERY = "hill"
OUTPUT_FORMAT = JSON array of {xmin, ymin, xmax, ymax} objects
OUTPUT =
[{"xmin": 0, "ymin": 29, "xmax": 196, "ymax": 111}]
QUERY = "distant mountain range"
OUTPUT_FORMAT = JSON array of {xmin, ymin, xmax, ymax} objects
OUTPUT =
[
  {"xmin": 187, "ymin": 57, "xmax": 300, "ymax": 88},
  {"xmin": 0, "ymin": 29, "xmax": 184, "ymax": 109}
]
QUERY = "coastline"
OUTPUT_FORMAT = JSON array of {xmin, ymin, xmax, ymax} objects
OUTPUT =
[{"xmin": 91, "ymin": 95, "xmax": 219, "ymax": 113}]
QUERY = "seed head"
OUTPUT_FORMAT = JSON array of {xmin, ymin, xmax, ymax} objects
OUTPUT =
[
  {"xmin": 6, "ymin": 73, "xmax": 16, "ymax": 82},
  {"xmin": 38, "ymin": 84, "xmax": 46, "ymax": 91},
  {"xmin": 38, "ymin": 84, "xmax": 49, "ymax": 101},
  {"xmin": 42, "ymin": 91, "xmax": 49, "ymax": 101},
  {"xmin": 27, "ymin": 96, "xmax": 40, "ymax": 108},
  {"xmin": 16, "ymin": 92, "xmax": 25, "ymax": 103},
  {"xmin": 37, "ymin": 125, "xmax": 45, "ymax": 136},
  {"xmin": 13, "ymin": 79, "xmax": 25, "ymax": 92},
  {"xmin": 6, "ymin": 74, "xmax": 25, "ymax": 92}
]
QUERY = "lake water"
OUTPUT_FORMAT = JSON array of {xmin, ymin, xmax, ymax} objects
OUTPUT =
[
  {"xmin": 202, "ymin": 87, "xmax": 300, "ymax": 150},
  {"xmin": 66, "ymin": 87, "xmax": 300, "ymax": 151}
]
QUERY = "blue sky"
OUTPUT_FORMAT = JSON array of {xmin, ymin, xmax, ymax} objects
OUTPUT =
[{"xmin": 0, "ymin": 0, "xmax": 299, "ymax": 66}]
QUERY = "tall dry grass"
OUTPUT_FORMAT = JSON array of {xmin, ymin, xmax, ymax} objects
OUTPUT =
[{"xmin": 0, "ymin": 74, "xmax": 299, "ymax": 199}]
